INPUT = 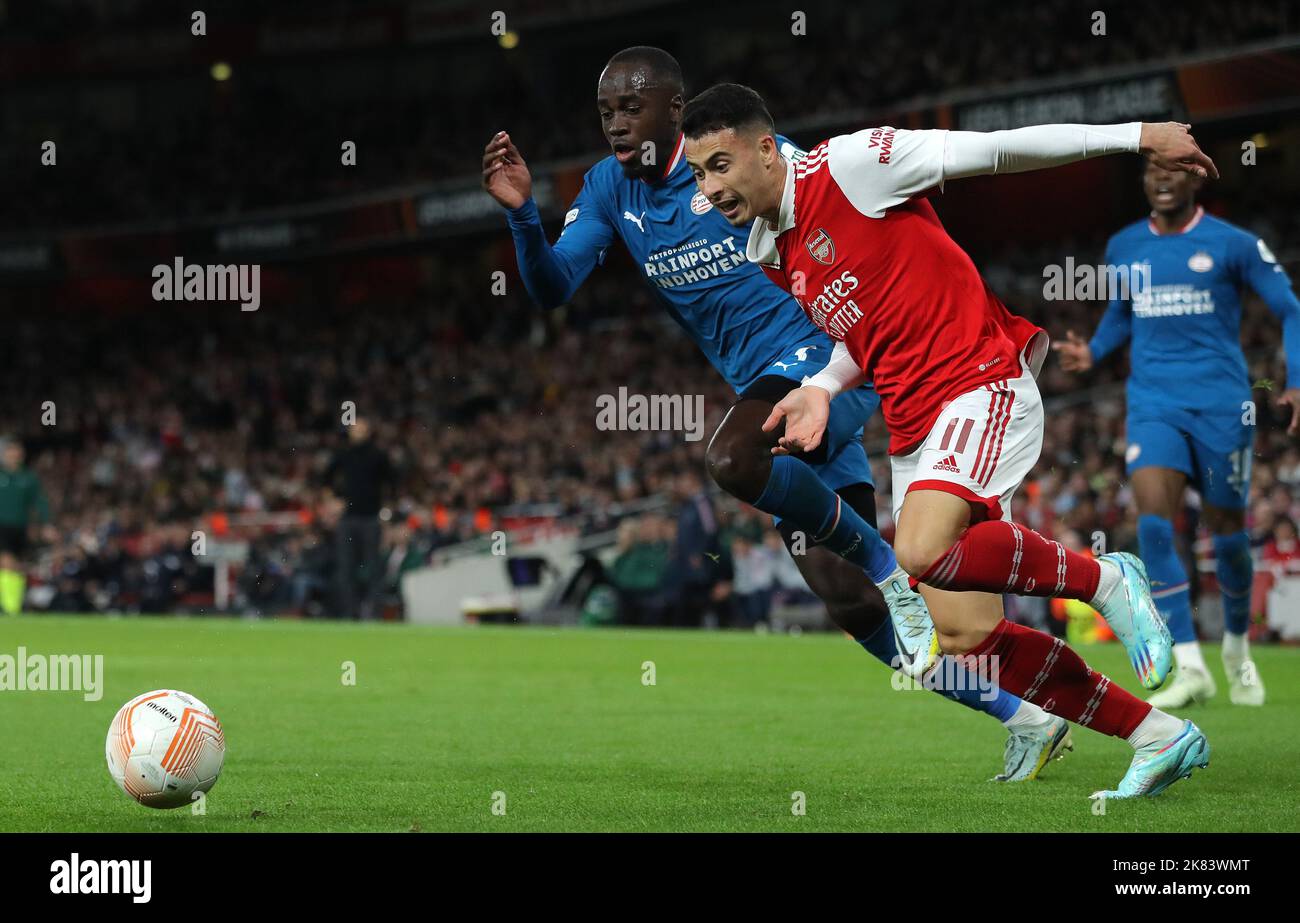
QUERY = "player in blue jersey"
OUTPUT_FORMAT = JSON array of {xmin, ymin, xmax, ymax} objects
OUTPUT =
[
  {"xmin": 483, "ymin": 46, "xmax": 1073, "ymax": 781},
  {"xmin": 1055, "ymin": 160, "xmax": 1300, "ymax": 708}
]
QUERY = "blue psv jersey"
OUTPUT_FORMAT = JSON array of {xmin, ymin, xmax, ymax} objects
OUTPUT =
[
  {"xmin": 1092, "ymin": 208, "xmax": 1300, "ymax": 506},
  {"xmin": 507, "ymin": 134, "xmax": 861, "ymax": 395},
  {"xmin": 1091, "ymin": 208, "xmax": 1300, "ymax": 415}
]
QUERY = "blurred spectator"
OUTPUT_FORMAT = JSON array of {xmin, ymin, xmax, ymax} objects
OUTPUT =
[
  {"xmin": 1253, "ymin": 517, "xmax": 1300, "ymax": 626},
  {"xmin": 0, "ymin": 440, "xmax": 52, "ymax": 615},
  {"xmin": 670, "ymin": 472, "xmax": 724, "ymax": 628},
  {"xmin": 766, "ymin": 532, "xmax": 819, "ymax": 609},
  {"xmin": 609, "ymin": 516, "xmax": 673, "ymax": 626},
  {"xmin": 324, "ymin": 418, "xmax": 396, "ymax": 620},
  {"xmin": 729, "ymin": 534, "xmax": 776, "ymax": 629}
]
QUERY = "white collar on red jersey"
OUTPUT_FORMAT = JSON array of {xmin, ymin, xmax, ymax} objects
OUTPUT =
[
  {"xmin": 745, "ymin": 155, "xmax": 797, "ymax": 269},
  {"xmin": 1147, "ymin": 204, "xmax": 1204, "ymax": 236}
]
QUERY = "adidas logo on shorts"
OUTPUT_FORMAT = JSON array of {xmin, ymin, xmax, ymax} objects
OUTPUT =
[{"xmin": 932, "ymin": 454, "xmax": 961, "ymax": 473}]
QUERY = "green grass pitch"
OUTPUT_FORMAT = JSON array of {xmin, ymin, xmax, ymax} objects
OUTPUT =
[{"xmin": 1, "ymin": 614, "xmax": 1296, "ymax": 832}]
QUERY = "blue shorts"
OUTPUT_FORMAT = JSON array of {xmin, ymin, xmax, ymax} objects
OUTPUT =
[
  {"xmin": 745, "ymin": 342, "xmax": 879, "ymax": 526},
  {"xmin": 811, "ymin": 385, "xmax": 877, "ymax": 492},
  {"xmin": 1125, "ymin": 403, "xmax": 1254, "ymax": 510}
]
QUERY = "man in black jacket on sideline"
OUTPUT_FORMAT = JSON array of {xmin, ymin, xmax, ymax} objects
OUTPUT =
[{"xmin": 325, "ymin": 417, "xmax": 395, "ymax": 620}]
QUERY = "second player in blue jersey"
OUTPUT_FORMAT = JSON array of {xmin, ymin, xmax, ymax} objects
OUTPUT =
[{"xmin": 1057, "ymin": 159, "xmax": 1300, "ymax": 709}]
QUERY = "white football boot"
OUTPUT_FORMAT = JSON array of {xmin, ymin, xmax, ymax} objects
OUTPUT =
[{"xmin": 1146, "ymin": 665, "xmax": 1216, "ymax": 709}]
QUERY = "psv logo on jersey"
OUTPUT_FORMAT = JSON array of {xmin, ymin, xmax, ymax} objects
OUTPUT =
[{"xmin": 805, "ymin": 228, "xmax": 835, "ymax": 265}]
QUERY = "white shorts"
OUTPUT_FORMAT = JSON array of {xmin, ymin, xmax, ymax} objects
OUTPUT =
[{"xmin": 890, "ymin": 359, "xmax": 1044, "ymax": 524}]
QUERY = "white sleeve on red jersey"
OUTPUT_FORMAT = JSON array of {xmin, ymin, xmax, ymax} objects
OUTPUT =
[
  {"xmin": 801, "ymin": 340, "xmax": 867, "ymax": 398},
  {"xmin": 826, "ymin": 127, "xmax": 948, "ymax": 219},
  {"xmin": 943, "ymin": 122, "xmax": 1141, "ymax": 179},
  {"xmin": 827, "ymin": 122, "xmax": 1141, "ymax": 218}
]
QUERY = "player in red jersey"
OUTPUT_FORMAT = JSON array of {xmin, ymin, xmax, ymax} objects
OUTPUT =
[{"xmin": 682, "ymin": 84, "xmax": 1217, "ymax": 799}]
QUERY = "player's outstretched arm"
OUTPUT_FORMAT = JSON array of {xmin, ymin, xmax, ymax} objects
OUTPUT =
[
  {"xmin": 482, "ymin": 131, "xmax": 614, "ymax": 309},
  {"xmin": 826, "ymin": 123, "xmax": 1214, "ymax": 220},
  {"xmin": 943, "ymin": 122, "xmax": 1218, "ymax": 181}
]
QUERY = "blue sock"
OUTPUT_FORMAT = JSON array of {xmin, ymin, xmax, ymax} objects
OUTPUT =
[
  {"xmin": 856, "ymin": 620, "xmax": 1022, "ymax": 722},
  {"xmin": 1212, "ymin": 531, "xmax": 1253, "ymax": 636},
  {"xmin": 1138, "ymin": 513, "xmax": 1195, "ymax": 644},
  {"xmin": 856, "ymin": 616, "xmax": 902, "ymax": 664},
  {"xmin": 755, "ymin": 454, "xmax": 896, "ymax": 583}
]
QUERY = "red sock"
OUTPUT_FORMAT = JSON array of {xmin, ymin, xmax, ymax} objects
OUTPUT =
[
  {"xmin": 967, "ymin": 620, "xmax": 1151, "ymax": 738},
  {"xmin": 921, "ymin": 520, "xmax": 1101, "ymax": 600}
]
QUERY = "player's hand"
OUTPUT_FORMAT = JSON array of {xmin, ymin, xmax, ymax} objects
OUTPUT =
[
  {"xmin": 762, "ymin": 386, "xmax": 831, "ymax": 455},
  {"xmin": 1051, "ymin": 330, "xmax": 1093, "ymax": 372},
  {"xmin": 1139, "ymin": 122, "xmax": 1219, "ymax": 180},
  {"xmin": 1277, "ymin": 388, "xmax": 1300, "ymax": 436},
  {"xmin": 482, "ymin": 131, "xmax": 532, "ymax": 209}
]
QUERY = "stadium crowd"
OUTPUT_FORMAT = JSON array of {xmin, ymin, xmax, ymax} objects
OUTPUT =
[{"xmin": 2, "ymin": 0, "xmax": 1296, "ymax": 230}]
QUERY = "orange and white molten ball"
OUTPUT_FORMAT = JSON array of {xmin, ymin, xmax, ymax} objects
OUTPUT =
[{"xmin": 106, "ymin": 690, "xmax": 226, "ymax": 809}]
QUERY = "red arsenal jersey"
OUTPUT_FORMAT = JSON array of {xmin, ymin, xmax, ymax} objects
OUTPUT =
[{"xmin": 747, "ymin": 127, "xmax": 1047, "ymax": 456}]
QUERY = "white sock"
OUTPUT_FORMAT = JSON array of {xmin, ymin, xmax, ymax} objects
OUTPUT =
[
  {"xmin": 1222, "ymin": 631, "xmax": 1249, "ymax": 666},
  {"xmin": 1004, "ymin": 699, "xmax": 1052, "ymax": 731},
  {"xmin": 1174, "ymin": 641, "xmax": 1208, "ymax": 674},
  {"xmin": 1127, "ymin": 708, "xmax": 1185, "ymax": 751},
  {"xmin": 1088, "ymin": 558, "xmax": 1122, "ymax": 608},
  {"xmin": 873, "ymin": 562, "xmax": 907, "ymax": 590}
]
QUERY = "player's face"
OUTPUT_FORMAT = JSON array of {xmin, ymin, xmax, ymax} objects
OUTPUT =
[
  {"xmin": 685, "ymin": 128, "xmax": 775, "ymax": 226},
  {"xmin": 1143, "ymin": 161, "xmax": 1201, "ymax": 215},
  {"xmin": 596, "ymin": 64, "xmax": 682, "ymax": 179}
]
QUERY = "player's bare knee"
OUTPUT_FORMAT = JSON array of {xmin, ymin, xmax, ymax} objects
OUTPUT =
[
  {"xmin": 705, "ymin": 437, "xmax": 766, "ymax": 502},
  {"xmin": 893, "ymin": 534, "xmax": 946, "ymax": 580}
]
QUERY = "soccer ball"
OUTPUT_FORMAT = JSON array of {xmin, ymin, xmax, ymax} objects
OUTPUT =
[{"xmin": 105, "ymin": 689, "xmax": 226, "ymax": 809}]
